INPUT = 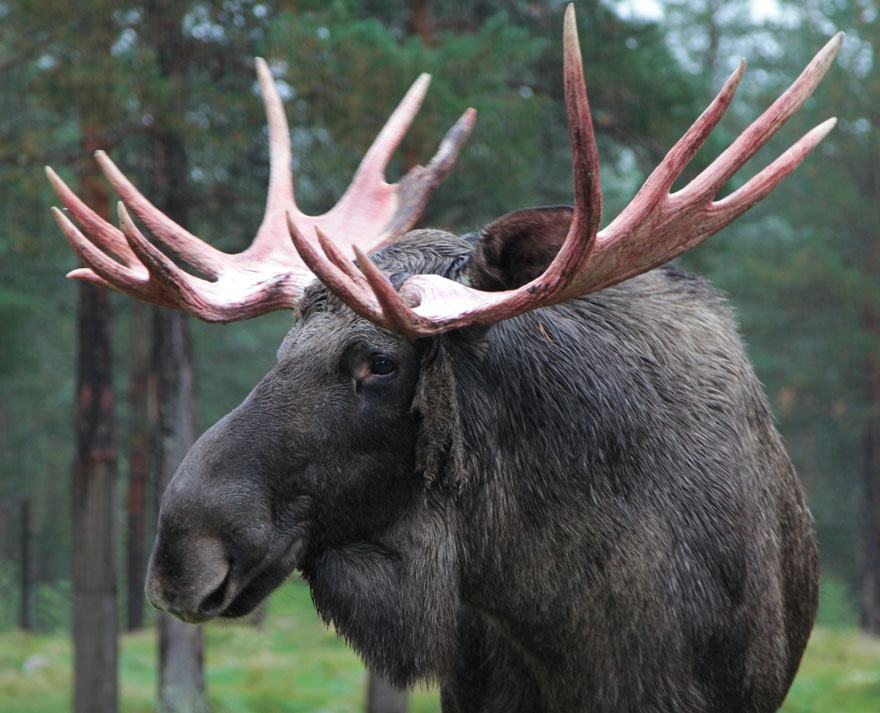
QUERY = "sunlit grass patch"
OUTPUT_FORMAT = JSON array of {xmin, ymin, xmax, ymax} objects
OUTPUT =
[
  {"xmin": 0, "ymin": 629, "xmax": 71, "ymax": 713},
  {"xmin": 781, "ymin": 628, "xmax": 880, "ymax": 712}
]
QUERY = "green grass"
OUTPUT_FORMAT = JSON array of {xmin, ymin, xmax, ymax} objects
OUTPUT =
[
  {"xmin": 782, "ymin": 628, "xmax": 880, "ymax": 713},
  {"xmin": 1, "ymin": 579, "xmax": 878, "ymax": 712},
  {"xmin": 0, "ymin": 580, "xmax": 442, "ymax": 713}
]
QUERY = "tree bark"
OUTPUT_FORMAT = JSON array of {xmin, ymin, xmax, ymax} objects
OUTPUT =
[
  {"xmin": 126, "ymin": 303, "xmax": 152, "ymax": 631},
  {"xmin": 19, "ymin": 499, "xmax": 32, "ymax": 630},
  {"xmin": 140, "ymin": 2, "xmax": 211, "ymax": 705},
  {"xmin": 367, "ymin": 674, "xmax": 409, "ymax": 713},
  {"xmin": 861, "ymin": 303, "xmax": 880, "ymax": 633},
  {"xmin": 73, "ymin": 277, "xmax": 118, "ymax": 713},
  {"xmin": 151, "ymin": 307, "xmax": 210, "ymax": 713},
  {"xmin": 408, "ymin": 0, "xmax": 434, "ymax": 45},
  {"xmin": 859, "ymin": 122, "xmax": 880, "ymax": 634}
]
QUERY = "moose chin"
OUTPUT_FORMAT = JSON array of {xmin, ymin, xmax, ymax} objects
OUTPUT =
[{"xmin": 48, "ymin": 6, "xmax": 842, "ymax": 712}]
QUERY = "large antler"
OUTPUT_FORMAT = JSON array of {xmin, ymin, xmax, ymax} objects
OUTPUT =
[
  {"xmin": 47, "ymin": 59, "xmax": 475, "ymax": 322},
  {"xmin": 295, "ymin": 4, "xmax": 842, "ymax": 338}
]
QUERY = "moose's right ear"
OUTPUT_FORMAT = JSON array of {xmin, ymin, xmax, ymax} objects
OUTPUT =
[{"xmin": 466, "ymin": 206, "xmax": 574, "ymax": 292}]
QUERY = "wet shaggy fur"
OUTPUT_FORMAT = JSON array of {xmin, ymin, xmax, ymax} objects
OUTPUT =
[{"xmin": 147, "ymin": 220, "xmax": 819, "ymax": 713}]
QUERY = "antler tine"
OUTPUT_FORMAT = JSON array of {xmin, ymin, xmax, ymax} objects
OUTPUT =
[
  {"xmin": 51, "ymin": 206, "xmax": 133, "ymax": 281},
  {"xmin": 351, "ymin": 246, "xmax": 418, "ymax": 334},
  {"xmin": 314, "ymin": 226, "xmax": 369, "ymax": 287},
  {"xmin": 46, "ymin": 166, "xmax": 139, "ymax": 267},
  {"xmin": 553, "ymin": 31, "xmax": 842, "ymax": 293},
  {"xmin": 614, "ymin": 61, "xmax": 746, "ymax": 227},
  {"xmin": 94, "ymin": 151, "xmax": 226, "ymax": 277},
  {"xmin": 50, "ymin": 206, "xmax": 175, "ymax": 306},
  {"xmin": 94, "ymin": 58, "xmax": 298, "ymax": 273},
  {"xmin": 352, "ymin": 74, "xmax": 432, "ymax": 184},
  {"xmin": 115, "ymin": 201, "xmax": 210, "ymax": 312},
  {"xmin": 394, "ymin": 1, "xmax": 604, "ymax": 321},
  {"xmin": 679, "ymin": 31, "xmax": 844, "ymax": 208},
  {"xmin": 249, "ymin": 57, "xmax": 299, "ymax": 259},
  {"xmin": 562, "ymin": 3, "xmax": 602, "ymax": 245},
  {"xmin": 709, "ymin": 117, "xmax": 837, "ymax": 225},
  {"xmin": 325, "ymin": 76, "xmax": 476, "ymax": 244},
  {"xmin": 287, "ymin": 214, "xmax": 385, "ymax": 324},
  {"xmin": 303, "ymin": 219, "xmax": 440, "ymax": 337},
  {"xmin": 532, "ymin": 3, "xmax": 604, "ymax": 300},
  {"xmin": 375, "ymin": 106, "xmax": 477, "ymax": 245},
  {"xmin": 320, "ymin": 72, "xmax": 432, "ymax": 235},
  {"xmin": 421, "ymin": 108, "xmax": 478, "ymax": 183}
]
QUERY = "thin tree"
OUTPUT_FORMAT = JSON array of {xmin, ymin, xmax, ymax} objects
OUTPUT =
[
  {"xmin": 126, "ymin": 303, "xmax": 152, "ymax": 631},
  {"xmin": 143, "ymin": 25, "xmax": 212, "ymax": 713},
  {"xmin": 151, "ymin": 304, "xmax": 208, "ymax": 713},
  {"xmin": 72, "ymin": 134, "xmax": 119, "ymax": 713},
  {"xmin": 19, "ymin": 499, "xmax": 32, "ymax": 630}
]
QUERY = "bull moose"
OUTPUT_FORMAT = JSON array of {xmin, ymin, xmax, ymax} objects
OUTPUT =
[{"xmin": 48, "ymin": 6, "xmax": 842, "ymax": 712}]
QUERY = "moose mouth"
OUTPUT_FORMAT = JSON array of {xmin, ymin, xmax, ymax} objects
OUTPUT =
[
  {"xmin": 164, "ymin": 534, "xmax": 309, "ymax": 624},
  {"xmin": 224, "ymin": 534, "xmax": 309, "ymax": 620},
  {"xmin": 215, "ymin": 564, "xmax": 291, "ymax": 620}
]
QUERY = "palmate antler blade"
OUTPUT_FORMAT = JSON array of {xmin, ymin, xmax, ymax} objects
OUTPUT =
[
  {"xmin": 48, "ymin": 59, "xmax": 475, "ymax": 322},
  {"xmin": 304, "ymin": 4, "xmax": 842, "ymax": 338}
]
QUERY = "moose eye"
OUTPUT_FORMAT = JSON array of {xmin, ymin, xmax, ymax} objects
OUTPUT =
[{"xmin": 369, "ymin": 355, "xmax": 396, "ymax": 376}]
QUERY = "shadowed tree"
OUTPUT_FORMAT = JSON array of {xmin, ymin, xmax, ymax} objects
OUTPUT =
[
  {"xmin": 67, "ymin": 11, "xmax": 123, "ymax": 712},
  {"xmin": 141, "ymin": 3, "xmax": 211, "ymax": 708}
]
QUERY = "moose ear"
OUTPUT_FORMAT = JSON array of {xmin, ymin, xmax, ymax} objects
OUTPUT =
[{"xmin": 467, "ymin": 206, "xmax": 574, "ymax": 291}]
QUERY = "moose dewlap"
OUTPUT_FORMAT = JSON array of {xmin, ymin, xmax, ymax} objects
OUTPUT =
[{"xmin": 49, "ymin": 6, "xmax": 842, "ymax": 713}]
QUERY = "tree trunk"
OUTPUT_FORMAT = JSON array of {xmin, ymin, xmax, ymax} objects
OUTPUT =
[
  {"xmin": 72, "ymin": 276, "xmax": 118, "ymax": 713},
  {"xmin": 367, "ymin": 674, "xmax": 409, "ymax": 713},
  {"xmin": 861, "ymin": 304, "xmax": 880, "ymax": 633},
  {"xmin": 147, "ymin": 117, "xmax": 208, "ymax": 713},
  {"xmin": 408, "ymin": 0, "xmax": 433, "ymax": 45},
  {"xmin": 19, "ymin": 499, "xmax": 32, "ymax": 630},
  {"xmin": 151, "ymin": 307, "xmax": 210, "ymax": 713},
  {"xmin": 860, "ymin": 137, "xmax": 880, "ymax": 633},
  {"xmin": 158, "ymin": 612, "xmax": 209, "ymax": 713},
  {"xmin": 127, "ymin": 303, "xmax": 152, "ymax": 631},
  {"xmin": 140, "ymin": 0, "xmax": 212, "ymax": 700},
  {"xmin": 147, "ymin": 129, "xmax": 209, "ymax": 710}
]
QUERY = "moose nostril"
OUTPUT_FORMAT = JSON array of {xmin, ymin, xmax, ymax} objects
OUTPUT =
[
  {"xmin": 145, "ymin": 535, "xmax": 235, "ymax": 622},
  {"xmin": 197, "ymin": 565, "xmax": 233, "ymax": 619}
]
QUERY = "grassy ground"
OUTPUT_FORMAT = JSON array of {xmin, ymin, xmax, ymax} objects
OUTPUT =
[{"xmin": 1, "ymin": 579, "xmax": 878, "ymax": 712}]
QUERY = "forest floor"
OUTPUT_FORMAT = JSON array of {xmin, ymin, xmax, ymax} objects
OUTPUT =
[{"xmin": 1, "ymin": 579, "xmax": 878, "ymax": 713}]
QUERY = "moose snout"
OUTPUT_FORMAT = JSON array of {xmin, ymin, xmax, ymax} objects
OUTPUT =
[{"xmin": 145, "ymin": 534, "xmax": 236, "ymax": 623}]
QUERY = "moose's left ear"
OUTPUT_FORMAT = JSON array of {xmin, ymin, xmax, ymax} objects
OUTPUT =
[{"xmin": 466, "ymin": 206, "xmax": 574, "ymax": 291}]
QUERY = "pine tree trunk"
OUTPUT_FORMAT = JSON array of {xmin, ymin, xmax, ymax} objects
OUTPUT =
[
  {"xmin": 408, "ymin": 0, "xmax": 433, "ymax": 44},
  {"xmin": 860, "ymin": 141, "xmax": 880, "ymax": 633},
  {"xmin": 861, "ymin": 305, "xmax": 880, "ymax": 633},
  {"xmin": 151, "ymin": 307, "xmax": 210, "ymax": 713},
  {"xmin": 141, "ymin": 0, "xmax": 212, "ymax": 697},
  {"xmin": 367, "ymin": 674, "xmax": 409, "ymax": 713},
  {"xmin": 73, "ymin": 278, "xmax": 118, "ymax": 713},
  {"xmin": 127, "ymin": 304, "xmax": 152, "ymax": 631},
  {"xmin": 19, "ymin": 499, "xmax": 32, "ymax": 630}
]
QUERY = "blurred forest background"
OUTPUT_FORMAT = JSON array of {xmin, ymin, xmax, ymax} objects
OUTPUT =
[{"xmin": 0, "ymin": 0, "xmax": 878, "ymax": 711}]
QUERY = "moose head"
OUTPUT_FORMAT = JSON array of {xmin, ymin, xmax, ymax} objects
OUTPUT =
[{"xmin": 49, "ymin": 6, "xmax": 841, "ymax": 711}]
